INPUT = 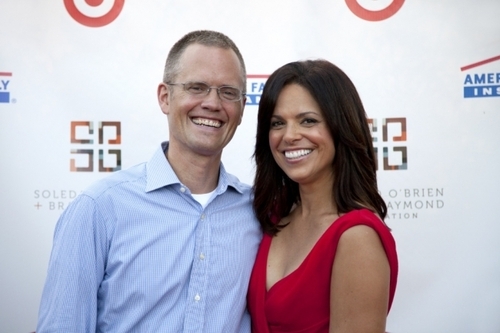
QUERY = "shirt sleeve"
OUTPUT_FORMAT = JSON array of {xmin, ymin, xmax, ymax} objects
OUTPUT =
[{"xmin": 36, "ymin": 194, "xmax": 108, "ymax": 333}]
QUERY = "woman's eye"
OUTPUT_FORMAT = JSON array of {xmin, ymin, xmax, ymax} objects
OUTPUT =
[{"xmin": 303, "ymin": 118, "xmax": 318, "ymax": 124}]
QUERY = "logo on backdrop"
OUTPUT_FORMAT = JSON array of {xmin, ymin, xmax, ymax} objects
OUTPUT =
[
  {"xmin": 64, "ymin": 0, "xmax": 124, "ymax": 27},
  {"xmin": 345, "ymin": 0, "xmax": 404, "ymax": 21},
  {"xmin": 368, "ymin": 117, "xmax": 445, "ymax": 219},
  {"xmin": 368, "ymin": 117, "xmax": 407, "ymax": 170},
  {"xmin": 384, "ymin": 188, "xmax": 444, "ymax": 220},
  {"xmin": 246, "ymin": 75, "xmax": 269, "ymax": 106},
  {"xmin": 70, "ymin": 121, "xmax": 122, "ymax": 172},
  {"xmin": 0, "ymin": 72, "xmax": 14, "ymax": 103},
  {"xmin": 461, "ymin": 55, "xmax": 500, "ymax": 98},
  {"xmin": 34, "ymin": 189, "xmax": 81, "ymax": 211}
]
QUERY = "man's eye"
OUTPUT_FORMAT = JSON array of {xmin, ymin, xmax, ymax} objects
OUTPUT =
[
  {"xmin": 187, "ymin": 83, "xmax": 207, "ymax": 93},
  {"xmin": 221, "ymin": 88, "xmax": 238, "ymax": 98}
]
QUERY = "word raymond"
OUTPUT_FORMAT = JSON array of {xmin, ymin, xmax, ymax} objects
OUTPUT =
[{"xmin": 385, "ymin": 188, "xmax": 445, "ymax": 220}]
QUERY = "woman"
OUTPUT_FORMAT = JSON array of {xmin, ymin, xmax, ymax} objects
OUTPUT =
[{"xmin": 248, "ymin": 60, "xmax": 398, "ymax": 333}]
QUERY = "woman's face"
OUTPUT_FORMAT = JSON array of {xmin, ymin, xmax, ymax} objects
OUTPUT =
[{"xmin": 269, "ymin": 84, "xmax": 335, "ymax": 186}]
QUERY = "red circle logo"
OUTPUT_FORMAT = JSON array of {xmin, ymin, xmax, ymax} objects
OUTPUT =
[
  {"xmin": 345, "ymin": 0, "xmax": 404, "ymax": 21},
  {"xmin": 64, "ymin": 0, "xmax": 124, "ymax": 27}
]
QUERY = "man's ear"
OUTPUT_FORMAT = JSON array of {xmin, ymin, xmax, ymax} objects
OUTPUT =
[{"xmin": 157, "ymin": 83, "xmax": 170, "ymax": 115}]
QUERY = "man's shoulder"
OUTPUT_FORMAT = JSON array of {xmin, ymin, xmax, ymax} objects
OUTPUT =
[{"xmin": 83, "ymin": 162, "xmax": 147, "ymax": 199}]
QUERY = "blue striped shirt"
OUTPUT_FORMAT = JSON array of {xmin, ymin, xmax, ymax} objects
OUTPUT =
[{"xmin": 37, "ymin": 142, "xmax": 262, "ymax": 333}]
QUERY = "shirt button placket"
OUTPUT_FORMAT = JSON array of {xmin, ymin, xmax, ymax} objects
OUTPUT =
[{"xmin": 184, "ymin": 211, "xmax": 209, "ymax": 332}]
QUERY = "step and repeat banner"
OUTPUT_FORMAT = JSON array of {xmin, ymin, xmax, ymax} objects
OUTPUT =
[{"xmin": 1, "ymin": 1, "xmax": 499, "ymax": 332}]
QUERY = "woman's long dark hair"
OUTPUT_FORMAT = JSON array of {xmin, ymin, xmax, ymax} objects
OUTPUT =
[{"xmin": 253, "ymin": 60, "xmax": 387, "ymax": 235}]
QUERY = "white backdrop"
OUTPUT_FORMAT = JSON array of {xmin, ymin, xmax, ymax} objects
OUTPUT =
[{"xmin": 1, "ymin": 1, "xmax": 500, "ymax": 332}]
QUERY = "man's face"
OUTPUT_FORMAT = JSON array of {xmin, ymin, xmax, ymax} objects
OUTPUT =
[{"xmin": 158, "ymin": 44, "xmax": 246, "ymax": 159}]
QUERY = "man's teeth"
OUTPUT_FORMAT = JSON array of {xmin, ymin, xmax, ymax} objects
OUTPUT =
[
  {"xmin": 192, "ymin": 118, "xmax": 222, "ymax": 128},
  {"xmin": 285, "ymin": 149, "xmax": 312, "ymax": 159}
]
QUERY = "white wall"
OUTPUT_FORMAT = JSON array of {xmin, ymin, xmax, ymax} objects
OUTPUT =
[{"xmin": 1, "ymin": 1, "xmax": 499, "ymax": 332}]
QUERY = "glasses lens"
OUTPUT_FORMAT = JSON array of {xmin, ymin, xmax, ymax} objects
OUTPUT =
[
  {"xmin": 219, "ymin": 87, "xmax": 241, "ymax": 101},
  {"xmin": 181, "ymin": 82, "xmax": 242, "ymax": 101},
  {"xmin": 184, "ymin": 82, "xmax": 209, "ymax": 95}
]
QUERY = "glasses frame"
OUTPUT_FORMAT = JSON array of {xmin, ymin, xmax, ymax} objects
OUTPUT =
[{"xmin": 166, "ymin": 81, "xmax": 246, "ymax": 102}]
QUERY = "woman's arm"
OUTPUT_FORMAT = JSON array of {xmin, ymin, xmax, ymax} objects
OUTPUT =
[{"xmin": 329, "ymin": 225, "xmax": 390, "ymax": 333}]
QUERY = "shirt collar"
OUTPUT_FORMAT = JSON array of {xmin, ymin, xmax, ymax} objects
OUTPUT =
[{"xmin": 145, "ymin": 141, "xmax": 245, "ymax": 195}]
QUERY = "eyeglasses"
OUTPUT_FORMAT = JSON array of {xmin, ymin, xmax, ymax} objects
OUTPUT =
[{"xmin": 166, "ymin": 81, "xmax": 245, "ymax": 102}]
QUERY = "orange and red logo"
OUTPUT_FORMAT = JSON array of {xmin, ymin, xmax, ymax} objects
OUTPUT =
[
  {"xmin": 64, "ymin": 0, "xmax": 124, "ymax": 27},
  {"xmin": 345, "ymin": 0, "xmax": 404, "ymax": 21}
]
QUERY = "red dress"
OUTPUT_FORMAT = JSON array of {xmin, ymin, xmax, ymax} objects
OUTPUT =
[{"xmin": 247, "ymin": 209, "xmax": 398, "ymax": 333}]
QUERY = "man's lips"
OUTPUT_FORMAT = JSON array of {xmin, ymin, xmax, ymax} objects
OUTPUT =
[{"xmin": 192, "ymin": 117, "xmax": 222, "ymax": 128}]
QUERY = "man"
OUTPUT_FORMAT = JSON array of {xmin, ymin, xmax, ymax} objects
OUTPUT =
[{"xmin": 36, "ymin": 30, "xmax": 262, "ymax": 333}]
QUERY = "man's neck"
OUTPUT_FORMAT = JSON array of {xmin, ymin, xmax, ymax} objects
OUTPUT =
[{"xmin": 166, "ymin": 143, "xmax": 221, "ymax": 194}]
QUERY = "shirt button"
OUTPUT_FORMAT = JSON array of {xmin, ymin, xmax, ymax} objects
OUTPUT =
[
  {"xmin": 194, "ymin": 294, "xmax": 201, "ymax": 301},
  {"xmin": 180, "ymin": 187, "xmax": 186, "ymax": 193},
  {"xmin": 200, "ymin": 214, "xmax": 205, "ymax": 220},
  {"xmin": 199, "ymin": 253, "xmax": 205, "ymax": 260}
]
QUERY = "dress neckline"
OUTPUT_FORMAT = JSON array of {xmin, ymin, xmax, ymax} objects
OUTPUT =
[{"xmin": 265, "ymin": 209, "xmax": 368, "ymax": 294}]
